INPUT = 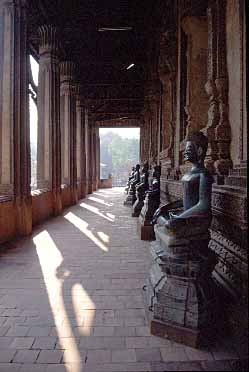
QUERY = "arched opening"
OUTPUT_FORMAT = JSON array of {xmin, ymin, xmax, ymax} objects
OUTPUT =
[{"xmin": 29, "ymin": 55, "xmax": 39, "ymax": 190}]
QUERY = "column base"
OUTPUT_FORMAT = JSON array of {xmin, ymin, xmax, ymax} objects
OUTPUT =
[
  {"xmin": 137, "ymin": 218, "xmax": 155, "ymax": 240},
  {"xmin": 16, "ymin": 197, "xmax": 32, "ymax": 236},
  {"xmin": 52, "ymin": 191, "xmax": 62, "ymax": 216},
  {"xmin": 71, "ymin": 187, "xmax": 78, "ymax": 205}
]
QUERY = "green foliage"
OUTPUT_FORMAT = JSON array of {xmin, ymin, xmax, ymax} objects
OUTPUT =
[{"xmin": 100, "ymin": 131, "xmax": 139, "ymax": 183}]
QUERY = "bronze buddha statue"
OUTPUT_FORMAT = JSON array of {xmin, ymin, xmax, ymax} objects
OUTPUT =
[
  {"xmin": 124, "ymin": 164, "xmax": 140, "ymax": 205},
  {"xmin": 153, "ymin": 131, "xmax": 213, "ymax": 233},
  {"xmin": 132, "ymin": 162, "xmax": 149, "ymax": 217},
  {"xmin": 145, "ymin": 132, "xmax": 218, "ymax": 348}
]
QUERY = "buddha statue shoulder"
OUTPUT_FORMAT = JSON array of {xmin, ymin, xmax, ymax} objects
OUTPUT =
[{"xmin": 153, "ymin": 131, "xmax": 213, "ymax": 234}]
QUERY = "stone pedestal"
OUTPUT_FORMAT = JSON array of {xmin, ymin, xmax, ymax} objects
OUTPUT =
[
  {"xmin": 124, "ymin": 183, "xmax": 136, "ymax": 206},
  {"xmin": 132, "ymin": 182, "xmax": 149, "ymax": 217},
  {"xmin": 144, "ymin": 218, "xmax": 218, "ymax": 348},
  {"xmin": 137, "ymin": 174, "xmax": 160, "ymax": 240},
  {"xmin": 137, "ymin": 192, "xmax": 159, "ymax": 240}
]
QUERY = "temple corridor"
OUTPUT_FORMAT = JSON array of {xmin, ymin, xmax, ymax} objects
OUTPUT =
[{"xmin": 0, "ymin": 188, "xmax": 245, "ymax": 372}]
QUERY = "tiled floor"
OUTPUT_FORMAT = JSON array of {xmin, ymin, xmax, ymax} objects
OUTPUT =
[{"xmin": 0, "ymin": 188, "xmax": 247, "ymax": 372}]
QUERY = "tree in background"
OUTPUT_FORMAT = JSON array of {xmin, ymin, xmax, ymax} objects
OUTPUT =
[{"xmin": 100, "ymin": 131, "xmax": 139, "ymax": 186}]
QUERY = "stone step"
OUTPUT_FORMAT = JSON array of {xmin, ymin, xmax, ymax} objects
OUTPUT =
[
  {"xmin": 225, "ymin": 175, "xmax": 247, "ymax": 188},
  {"xmin": 229, "ymin": 165, "xmax": 247, "ymax": 177},
  {"xmin": 213, "ymin": 183, "xmax": 247, "ymax": 195}
]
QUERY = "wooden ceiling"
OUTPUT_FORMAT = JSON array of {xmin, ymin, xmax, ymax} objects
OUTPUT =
[{"xmin": 28, "ymin": 0, "xmax": 163, "ymax": 122}]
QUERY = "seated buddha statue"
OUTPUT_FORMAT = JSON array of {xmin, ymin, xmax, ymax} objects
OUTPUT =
[
  {"xmin": 125, "ymin": 166, "xmax": 135, "ymax": 194},
  {"xmin": 124, "ymin": 164, "xmax": 140, "ymax": 205},
  {"xmin": 146, "ymin": 131, "xmax": 218, "ymax": 348},
  {"xmin": 152, "ymin": 131, "xmax": 213, "ymax": 237},
  {"xmin": 132, "ymin": 161, "xmax": 149, "ymax": 217}
]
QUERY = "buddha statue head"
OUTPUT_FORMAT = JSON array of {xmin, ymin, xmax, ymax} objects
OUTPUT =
[
  {"xmin": 152, "ymin": 165, "xmax": 161, "ymax": 180},
  {"xmin": 184, "ymin": 131, "xmax": 208, "ymax": 166},
  {"xmin": 142, "ymin": 161, "xmax": 149, "ymax": 173}
]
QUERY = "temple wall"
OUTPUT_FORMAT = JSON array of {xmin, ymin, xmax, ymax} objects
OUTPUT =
[
  {"xmin": 226, "ymin": 0, "xmax": 242, "ymax": 165},
  {"xmin": 155, "ymin": 0, "xmax": 247, "ymax": 342}
]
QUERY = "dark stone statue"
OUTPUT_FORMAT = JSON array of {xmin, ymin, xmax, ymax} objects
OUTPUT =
[
  {"xmin": 144, "ymin": 131, "xmax": 218, "ymax": 348},
  {"xmin": 124, "ymin": 164, "xmax": 140, "ymax": 205},
  {"xmin": 137, "ymin": 164, "xmax": 161, "ymax": 240},
  {"xmin": 132, "ymin": 162, "xmax": 150, "ymax": 217},
  {"xmin": 153, "ymin": 131, "xmax": 213, "ymax": 228},
  {"xmin": 125, "ymin": 166, "xmax": 135, "ymax": 194}
]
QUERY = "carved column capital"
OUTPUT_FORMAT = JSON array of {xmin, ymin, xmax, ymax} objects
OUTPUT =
[
  {"xmin": 38, "ymin": 25, "xmax": 60, "ymax": 56},
  {"xmin": 59, "ymin": 61, "xmax": 76, "ymax": 82}
]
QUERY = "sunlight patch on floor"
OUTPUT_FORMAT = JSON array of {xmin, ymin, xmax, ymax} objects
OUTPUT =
[
  {"xmin": 97, "ymin": 231, "xmax": 110, "ymax": 243},
  {"xmin": 64, "ymin": 212, "xmax": 109, "ymax": 252},
  {"xmin": 33, "ymin": 230, "xmax": 86, "ymax": 372},
  {"xmin": 88, "ymin": 196, "xmax": 113, "ymax": 207},
  {"xmin": 79, "ymin": 202, "xmax": 115, "ymax": 222}
]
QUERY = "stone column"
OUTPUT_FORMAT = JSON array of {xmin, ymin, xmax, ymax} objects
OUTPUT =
[
  {"xmin": 91, "ymin": 124, "xmax": 97, "ymax": 192},
  {"xmin": 60, "ymin": 61, "xmax": 77, "ymax": 204},
  {"xmin": 214, "ymin": 0, "xmax": 232, "ymax": 176},
  {"xmin": 75, "ymin": 84, "xmax": 86, "ymax": 199},
  {"xmin": 84, "ymin": 106, "xmax": 90, "ymax": 193},
  {"xmin": 0, "ymin": 0, "xmax": 32, "ymax": 234},
  {"xmin": 37, "ymin": 25, "xmax": 62, "ymax": 215},
  {"xmin": 87, "ymin": 114, "xmax": 93, "ymax": 194},
  {"xmin": 95, "ymin": 127, "xmax": 100, "ymax": 189},
  {"xmin": 181, "ymin": 16, "xmax": 209, "ymax": 138}
]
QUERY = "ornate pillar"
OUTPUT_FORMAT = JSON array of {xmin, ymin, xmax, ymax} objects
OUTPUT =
[
  {"xmin": 181, "ymin": 16, "xmax": 209, "ymax": 138},
  {"xmin": 91, "ymin": 124, "xmax": 97, "ymax": 191},
  {"xmin": 84, "ymin": 106, "xmax": 90, "ymax": 194},
  {"xmin": 95, "ymin": 127, "xmax": 100, "ymax": 189},
  {"xmin": 201, "ymin": 2, "xmax": 219, "ymax": 174},
  {"xmin": 0, "ymin": 0, "xmax": 32, "ymax": 234},
  {"xmin": 75, "ymin": 84, "xmax": 86, "ymax": 199},
  {"xmin": 87, "ymin": 113, "xmax": 93, "ymax": 194},
  {"xmin": 145, "ymin": 79, "xmax": 161, "ymax": 166},
  {"xmin": 60, "ymin": 61, "xmax": 77, "ymax": 204},
  {"xmin": 37, "ymin": 25, "xmax": 62, "ymax": 215},
  {"xmin": 214, "ymin": 0, "xmax": 232, "ymax": 176}
]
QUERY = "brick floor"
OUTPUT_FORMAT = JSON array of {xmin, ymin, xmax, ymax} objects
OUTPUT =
[{"xmin": 0, "ymin": 188, "xmax": 247, "ymax": 371}]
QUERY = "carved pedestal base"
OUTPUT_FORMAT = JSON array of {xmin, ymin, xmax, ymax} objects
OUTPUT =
[
  {"xmin": 137, "ymin": 218, "xmax": 155, "ymax": 241},
  {"xmin": 136, "ymin": 192, "xmax": 159, "ymax": 240},
  {"xmin": 132, "ymin": 192, "xmax": 145, "ymax": 217},
  {"xmin": 144, "ymin": 225, "xmax": 219, "ymax": 348},
  {"xmin": 124, "ymin": 184, "xmax": 136, "ymax": 206}
]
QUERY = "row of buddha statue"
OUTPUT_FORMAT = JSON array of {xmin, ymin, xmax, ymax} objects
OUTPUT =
[{"xmin": 123, "ymin": 131, "xmax": 219, "ymax": 349}]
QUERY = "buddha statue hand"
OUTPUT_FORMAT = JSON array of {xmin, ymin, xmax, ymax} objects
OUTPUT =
[{"xmin": 152, "ymin": 199, "xmax": 183, "ymax": 225}]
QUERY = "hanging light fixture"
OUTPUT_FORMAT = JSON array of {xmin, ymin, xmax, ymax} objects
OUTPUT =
[
  {"xmin": 98, "ymin": 27, "xmax": 133, "ymax": 32},
  {"xmin": 126, "ymin": 63, "xmax": 135, "ymax": 70}
]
